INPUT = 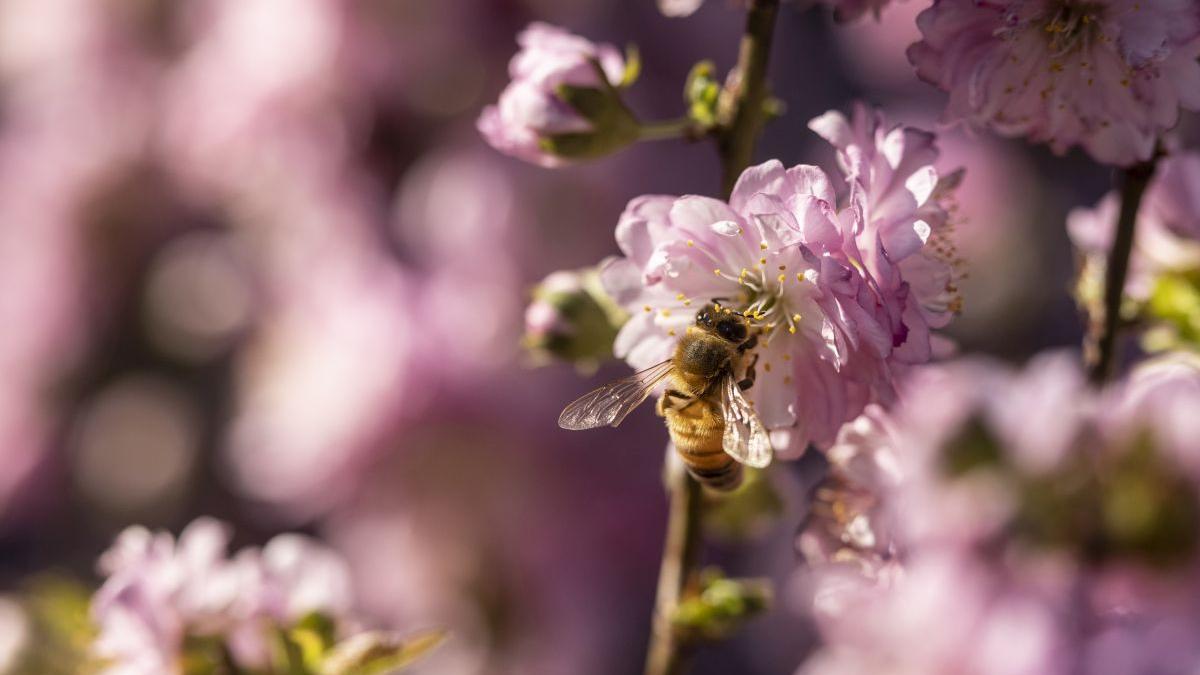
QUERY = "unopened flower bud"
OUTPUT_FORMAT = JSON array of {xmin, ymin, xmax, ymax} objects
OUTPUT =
[
  {"xmin": 478, "ymin": 23, "xmax": 641, "ymax": 167},
  {"xmin": 524, "ymin": 267, "xmax": 627, "ymax": 370}
]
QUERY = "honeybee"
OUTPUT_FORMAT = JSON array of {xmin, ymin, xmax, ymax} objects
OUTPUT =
[{"xmin": 558, "ymin": 302, "xmax": 772, "ymax": 491}]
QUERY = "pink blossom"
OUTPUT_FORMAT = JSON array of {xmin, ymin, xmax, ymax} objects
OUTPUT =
[
  {"xmin": 909, "ymin": 0, "xmax": 1200, "ymax": 166},
  {"xmin": 477, "ymin": 23, "xmax": 628, "ymax": 167},
  {"xmin": 797, "ymin": 550, "xmax": 1070, "ymax": 675},
  {"xmin": 602, "ymin": 105, "xmax": 961, "ymax": 452},
  {"xmin": 658, "ymin": 0, "xmax": 706, "ymax": 17},
  {"xmin": 1069, "ymin": 151, "xmax": 1200, "ymax": 301},
  {"xmin": 816, "ymin": 0, "xmax": 896, "ymax": 23},
  {"xmin": 91, "ymin": 518, "xmax": 360, "ymax": 674},
  {"xmin": 795, "ymin": 405, "xmax": 901, "ymax": 578},
  {"xmin": 797, "ymin": 353, "xmax": 1200, "ymax": 674}
]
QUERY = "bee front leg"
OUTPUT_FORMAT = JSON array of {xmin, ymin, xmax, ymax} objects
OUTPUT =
[
  {"xmin": 738, "ymin": 354, "xmax": 759, "ymax": 391},
  {"xmin": 657, "ymin": 389, "xmax": 692, "ymax": 416}
]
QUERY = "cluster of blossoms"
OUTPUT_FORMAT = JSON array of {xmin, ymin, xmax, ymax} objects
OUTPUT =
[
  {"xmin": 1070, "ymin": 151, "xmax": 1200, "ymax": 350},
  {"xmin": 795, "ymin": 352, "xmax": 1200, "ymax": 674},
  {"xmin": 602, "ymin": 104, "xmax": 963, "ymax": 454},
  {"xmin": 91, "ymin": 518, "xmax": 436, "ymax": 675},
  {"xmin": 909, "ymin": 0, "xmax": 1200, "ymax": 166}
]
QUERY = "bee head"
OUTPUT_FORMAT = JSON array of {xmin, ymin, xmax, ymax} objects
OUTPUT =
[{"xmin": 696, "ymin": 303, "xmax": 748, "ymax": 344}]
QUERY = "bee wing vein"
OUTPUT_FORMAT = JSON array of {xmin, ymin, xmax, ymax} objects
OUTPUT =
[
  {"xmin": 721, "ymin": 375, "xmax": 773, "ymax": 468},
  {"xmin": 558, "ymin": 359, "xmax": 675, "ymax": 430}
]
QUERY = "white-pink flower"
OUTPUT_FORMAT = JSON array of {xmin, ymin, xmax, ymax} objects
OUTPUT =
[
  {"xmin": 909, "ymin": 0, "xmax": 1200, "ymax": 166},
  {"xmin": 91, "ymin": 518, "xmax": 359, "ymax": 674},
  {"xmin": 602, "ymin": 105, "xmax": 962, "ymax": 453},
  {"xmin": 477, "ymin": 23, "xmax": 630, "ymax": 167}
]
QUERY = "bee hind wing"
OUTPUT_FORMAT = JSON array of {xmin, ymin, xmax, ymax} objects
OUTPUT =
[
  {"xmin": 558, "ymin": 359, "xmax": 675, "ymax": 431},
  {"xmin": 721, "ymin": 375, "xmax": 773, "ymax": 468}
]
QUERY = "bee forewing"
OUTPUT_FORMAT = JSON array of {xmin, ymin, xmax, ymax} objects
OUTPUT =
[
  {"xmin": 721, "ymin": 375, "xmax": 773, "ymax": 468},
  {"xmin": 558, "ymin": 359, "xmax": 676, "ymax": 430}
]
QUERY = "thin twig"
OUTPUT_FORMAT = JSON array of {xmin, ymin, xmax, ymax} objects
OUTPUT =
[
  {"xmin": 638, "ymin": 117, "xmax": 699, "ymax": 142},
  {"xmin": 1085, "ymin": 159, "xmax": 1157, "ymax": 384},
  {"xmin": 643, "ymin": 3, "xmax": 780, "ymax": 675},
  {"xmin": 717, "ymin": 0, "xmax": 781, "ymax": 198},
  {"xmin": 644, "ymin": 457, "xmax": 703, "ymax": 675}
]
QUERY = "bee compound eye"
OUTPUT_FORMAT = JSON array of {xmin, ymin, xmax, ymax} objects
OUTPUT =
[{"xmin": 716, "ymin": 321, "xmax": 742, "ymax": 341}]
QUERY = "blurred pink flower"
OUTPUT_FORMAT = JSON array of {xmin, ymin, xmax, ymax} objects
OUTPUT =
[
  {"xmin": 0, "ymin": 0, "xmax": 156, "ymax": 527},
  {"xmin": 1069, "ymin": 151, "xmax": 1200, "ymax": 300},
  {"xmin": 1102, "ymin": 352, "xmax": 1200, "ymax": 473},
  {"xmin": 795, "ymin": 405, "xmax": 900, "ymax": 577},
  {"xmin": 394, "ymin": 148, "xmax": 524, "ymax": 384},
  {"xmin": 796, "ymin": 551, "xmax": 1069, "ymax": 675},
  {"xmin": 224, "ymin": 258, "xmax": 419, "ymax": 519},
  {"xmin": 797, "ymin": 352, "xmax": 1200, "ymax": 674},
  {"xmin": 909, "ymin": 0, "xmax": 1200, "ymax": 166},
  {"xmin": 602, "ymin": 104, "xmax": 961, "ymax": 452},
  {"xmin": 477, "ymin": 23, "xmax": 627, "ymax": 167},
  {"xmin": 658, "ymin": 0, "xmax": 705, "ymax": 17},
  {"xmin": 816, "ymin": 0, "xmax": 895, "ymax": 23},
  {"xmin": 92, "ymin": 518, "xmax": 360, "ymax": 674}
]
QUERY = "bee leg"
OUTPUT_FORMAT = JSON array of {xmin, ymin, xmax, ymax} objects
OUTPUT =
[
  {"xmin": 738, "ymin": 333, "xmax": 759, "ymax": 354},
  {"xmin": 658, "ymin": 389, "xmax": 692, "ymax": 415},
  {"xmin": 738, "ymin": 354, "xmax": 759, "ymax": 391}
]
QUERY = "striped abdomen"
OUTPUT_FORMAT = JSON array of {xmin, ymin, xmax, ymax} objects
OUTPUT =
[{"xmin": 664, "ymin": 394, "xmax": 742, "ymax": 491}]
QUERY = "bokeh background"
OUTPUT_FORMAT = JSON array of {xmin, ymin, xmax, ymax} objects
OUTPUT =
[{"xmin": 1, "ymin": 0, "xmax": 1197, "ymax": 673}]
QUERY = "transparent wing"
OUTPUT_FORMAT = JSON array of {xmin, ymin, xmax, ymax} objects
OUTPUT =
[
  {"xmin": 721, "ymin": 375, "xmax": 773, "ymax": 468},
  {"xmin": 558, "ymin": 359, "xmax": 676, "ymax": 430}
]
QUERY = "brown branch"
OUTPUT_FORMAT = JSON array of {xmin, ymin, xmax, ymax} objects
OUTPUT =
[
  {"xmin": 1084, "ymin": 159, "xmax": 1157, "ymax": 384},
  {"xmin": 644, "ymin": 457, "xmax": 704, "ymax": 675},
  {"xmin": 717, "ymin": 0, "xmax": 781, "ymax": 198},
  {"xmin": 644, "ymin": 3, "xmax": 779, "ymax": 675}
]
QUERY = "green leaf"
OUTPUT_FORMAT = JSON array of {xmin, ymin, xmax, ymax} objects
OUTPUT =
[
  {"xmin": 620, "ymin": 44, "xmax": 641, "ymax": 87},
  {"xmin": 319, "ymin": 630, "xmax": 446, "ymax": 675},
  {"xmin": 12, "ymin": 575, "xmax": 98, "ymax": 675}
]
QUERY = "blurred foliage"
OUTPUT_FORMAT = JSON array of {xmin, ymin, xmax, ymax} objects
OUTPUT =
[
  {"xmin": 940, "ymin": 415, "xmax": 1005, "ymax": 477},
  {"xmin": 942, "ymin": 414, "xmax": 1200, "ymax": 567},
  {"xmin": 318, "ymin": 630, "xmax": 445, "ymax": 675},
  {"xmin": 1144, "ymin": 269, "xmax": 1200, "ymax": 353},
  {"xmin": 702, "ymin": 467, "xmax": 785, "ymax": 541},
  {"xmin": 673, "ymin": 568, "xmax": 771, "ymax": 642},
  {"xmin": 11, "ymin": 575, "xmax": 96, "ymax": 675}
]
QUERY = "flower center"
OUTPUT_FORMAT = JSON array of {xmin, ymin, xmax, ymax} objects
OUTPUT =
[
  {"xmin": 1042, "ymin": 1, "xmax": 1105, "ymax": 56},
  {"xmin": 723, "ymin": 258, "xmax": 807, "ymax": 337}
]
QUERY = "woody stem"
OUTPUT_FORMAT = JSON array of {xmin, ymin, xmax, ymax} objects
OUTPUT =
[{"xmin": 643, "ymin": 2, "xmax": 779, "ymax": 675}]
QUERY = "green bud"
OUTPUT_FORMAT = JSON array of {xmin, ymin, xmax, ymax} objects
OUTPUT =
[
  {"xmin": 684, "ymin": 61, "xmax": 721, "ymax": 129},
  {"xmin": 523, "ymin": 267, "xmax": 628, "ymax": 371},
  {"xmin": 673, "ymin": 569, "xmax": 772, "ymax": 642},
  {"xmin": 540, "ymin": 60, "xmax": 641, "ymax": 162},
  {"xmin": 940, "ymin": 414, "xmax": 1005, "ymax": 477}
]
